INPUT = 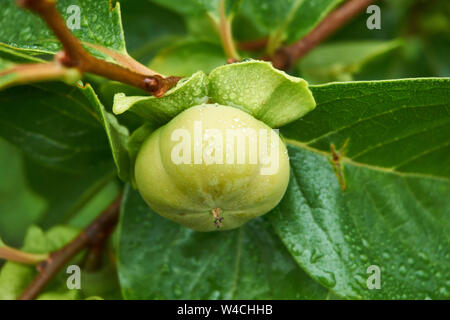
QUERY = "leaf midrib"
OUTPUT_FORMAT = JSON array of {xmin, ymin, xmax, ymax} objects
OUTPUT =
[
  {"xmin": 303, "ymin": 102, "xmax": 449, "ymax": 146},
  {"xmin": 285, "ymin": 139, "xmax": 450, "ymax": 182}
]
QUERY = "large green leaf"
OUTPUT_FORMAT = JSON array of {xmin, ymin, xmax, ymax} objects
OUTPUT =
[
  {"xmin": 145, "ymin": 0, "xmax": 241, "ymax": 50},
  {"xmin": 425, "ymin": 34, "xmax": 450, "ymax": 77},
  {"xmin": 0, "ymin": 134, "xmax": 119, "ymax": 244},
  {"xmin": 117, "ymin": 186, "xmax": 328, "ymax": 299},
  {"xmin": 0, "ymin": 83, "xmax": 111, "ymax": 172},
  {"xmin": 270, "ymin": 78, "xmax": 450, "ymax": 299},
  {"xmin": 0, "ymin": 41, "xmax": 129, "ymax": 179},
  {"xmin": 0, "ymin": 81, "xmax": 125, "ymax": 173},
  {"xmin": 23, "ymin": 157, "xmax": 119, "ymax": 229},
  {"xmin": 282, "ymin": 78, "xmax": 450, "ymax": 178},
  {"xmin": 84, "ymin": 86, "xmax": 130, "ymax": 181},
  {"xmin": 0, "ymin": 0, "xmax": 126, "ymax": 56}
]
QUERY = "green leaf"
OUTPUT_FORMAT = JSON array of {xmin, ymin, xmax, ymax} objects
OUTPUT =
[
  {"xmin": 36, "ymin": 290, "xmax": 80, "ymax": 300},
  {"xmin": 0, "ymin": 50, "xmax": 130, "ymax": 181},
  {"xmin": 352, "ymin": 38, "xmax": 438, "ymax": 81},
  {"xmin": 83, "ymin": 87, "xmax": 130, "ymax": 182},
  {"xmin": 185, "ymin": 14, "xmax": 222, "ymax": 45},
  {"xmin": 271, "ymin": 145, "xmax": 450, "ymax": 299},
  {"xmin": 271, "ymin": 78, "xmax": 450, "ymax": 299},
  {"xmin": 149, "ymin": 41, "xmax": 226, "ymax": 77},
  {"xmin": 208, "ymin": 60, "xmax": 316, "ymax": 127},
  {"xmin": 0, "ymin": 59, "xmax": 81, "ymax": 91},
  {"xmin": 113, "ymin": 71, "xmax": 208, "ymax": 126},
  {"xmin": 0, "ymin": 136, "xmax": 119, "ymax": 243},
  {"xmin": 23, "ymin": 157, "xmax": 118, "ymax": 229},
  {"xmin": 285, "ymin": 0, "xmax": 344, "ymax": 42},
  {"xmin": 119, "ymin": 0, "xmax": 186, "ymax": 63},
  {"xmin": 424, "ymin": 34, "xmax": 450, "ymax": 77},
  {"xmin": 0, "ymin": 82, "xmax": 113, "ymax": 173},
  {"xmin": 0, "ymin": 45, "xmax": 42, "ymax": 63},
  {"xmin": 66, "ymin": 179, "xmax": 121, "ymax": 229},
  {"xmin": 117, "ymin": 185, "xmax": 328, "ymax": 299},
  {"xmin": 0, "ymin": 57, "xmax": 16, "ymax": 87},
  {"xmin": 100, "ymin": 111, "xmax": 129, "ymax": 181},
  {"xmin": 0, "ymin": 0, "xmax": 126, "ymax": 56},
  {"xmin": 0, "ymin": 76, "xmax": 126, "ymax": 221},
  {"xmin": 79, "ymin": 261, "xmax": 122, "ymax": 300},
  {"xmin": 244, "ymin": 0, "xmax": 343, "ymax": 48},
  {"xmin": 145, "ymin": 0, "xmax": 241, "ymax": 49},
  {"xmin": 0, "ymin": 138, "xmax": 46, "ymax": 246},
  {"xmin": 282, "ymin": 78, "xmax": 450, "ymax": 178},
  {"xmin": 0, "ymin": 225, "xmax": 78, "ymax": 300},
  {"xmin": 296, "ymin": 40, "xmax": 403, "ymax": 84},
  {"xmin": 148, "ymin": 0, "xmax": 215, "ymax": 16},
  {"xmin": 149, "ymin": 0, "xmax": 241, "ymax": 18}
]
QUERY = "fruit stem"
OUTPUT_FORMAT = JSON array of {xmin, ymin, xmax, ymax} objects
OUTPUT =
[{"xmin": 212, "ymin": 208, "xmax": 224, "ymax": 228}]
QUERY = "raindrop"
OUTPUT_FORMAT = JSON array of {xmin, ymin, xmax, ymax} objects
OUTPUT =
[
  {"xmin": 317, "ymin": 270, "xmax": 336, "ymax": 288},
  {"xmin": 310, "ymin": 249, "xmax": 324, "ymax": 264}
]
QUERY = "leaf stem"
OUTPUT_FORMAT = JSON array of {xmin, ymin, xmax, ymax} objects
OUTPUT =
[
  {"xmin": 0, "ymin": 62, "xmax": 80, "ymax": 88},
  {"xmin": 17, "ymin": 0, "xmax": 180, "ymax": 97},
  {"xmin": 0, "ymin": 243, "xmax": 49, "ymax": 265},
  {"xmin": 17, "ymin": 193, "xmax": 123, "ymax": 300},
  {"xmin": 219, "ymin": 0, "xmax": 240, "ymax": 61}
]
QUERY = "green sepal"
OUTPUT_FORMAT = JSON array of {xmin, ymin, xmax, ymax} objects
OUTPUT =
[
  {"xmin": 112, "ymin": 71, "xmax": 208, "ymax": 127},
  {"xmin": 208, "ymin": 60, "xmax": 316, "ymax": 128}
]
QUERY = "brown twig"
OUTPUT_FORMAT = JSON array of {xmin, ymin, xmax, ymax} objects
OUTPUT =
[
  {"xmin": 18, "ymin": 194, "xmax": 123, "ymax": 300},
  {"xmin": 267, "ymin": 0, "xmax": 377, "ymax": 70},
  {"xmin": 81, "ymin": 219, "xmax": 116, "ymax": 272},
  {"xmin": 17, "ymin": 0, "xmax": 180, "ymax": 97}
]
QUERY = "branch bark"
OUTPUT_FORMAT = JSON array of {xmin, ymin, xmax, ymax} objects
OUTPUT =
[
  {"xmin": 17, "ymin": 0, "xmax": 180, "ymax": 97},
  {"xmin": 267, "ymin": 0, "xmax": 377, "ymax": 70},
  {"xmin": 17, "ymin": 194, "xmax": 123, "ymax": 300}
]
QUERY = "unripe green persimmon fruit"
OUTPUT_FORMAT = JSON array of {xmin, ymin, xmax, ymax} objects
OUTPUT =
[{"xmin": 135, "ymin": 104, "xmax": 290, "ymax": 231}]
